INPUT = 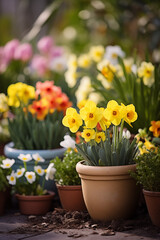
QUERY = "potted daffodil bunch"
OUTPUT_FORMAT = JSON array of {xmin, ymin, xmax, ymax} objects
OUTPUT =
[
  {"xmin": 2, "ymin": 153, "xmax": 56, "ymax": 215},
  {"xmin": 4, "ymin": 80, "xmax": 72, "ymax": 186},
  {"xmin": 62, "ymin": 99, "xmax": 140, "ymax": 221}
]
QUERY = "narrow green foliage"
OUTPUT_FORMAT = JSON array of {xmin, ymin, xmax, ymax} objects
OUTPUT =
[
  {"xmin": 8, "ymin": 110, "xmax": 67, "ymax": 150},
  {"xmin": 76, "ymin": 129, "xmax": 138, "ymax": 166}
]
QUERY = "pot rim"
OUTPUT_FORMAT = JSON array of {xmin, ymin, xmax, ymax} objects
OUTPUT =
[
  {"xmin": 143, "ymin": 189, "xmax": 160, "ymax": 196},
  {"xmin": 16, "ymin": 191, "xmax": 55, "ymax": 200},
  {"xmin": 56, "ymin": 184, "xmax": 82, "ymax": 190},
  {"xmin": 76, "ymin": 160, "xmax": 136, "ymax": 176}
]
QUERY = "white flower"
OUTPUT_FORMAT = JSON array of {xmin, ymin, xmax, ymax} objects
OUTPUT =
[
  {"xmin": 34, "ymin": 165, "xmax": 45, "ymax": 176},
  {"xmin": 18, "ymin": 154, "xmax": 32, "ymax": 162},
  {"xmin": 50, "ymin": 56, "xmax": 67, "ymax": 72},
  {"xmin": 15, "ymin": 168, "xmax": 25, "ymax": 178},
  {"xmin": 7, "ymin": 171, "xmax": 16, "ymax": 185},
  {"xmin": 45, "ymin": 163, "xmax": 56, "ymax": 181},
  {"xmin": 75, "ymin": 76, "xmax": 92, "ymax": 102},
  {"xmin": 32, "ymin": 153, "xmax": 45, "ymax": 162},
  {"xmin": 25, "ymin": 171, "xmax": 36, "ymax": 184},
  {"xmin": 60, "ymin": 135, "xmax": 76, "ymax": 149},
  {"xmin": 65, "ymin": 69, "xmax": 77, "ymax": 87},
  {"xmin": 104, "ymin": 45, "xmax": 125, "ymax": 65},
  {"xmin": 0, "ymin": 158, "xmax": 15, "ymax": 169},
  {"xmin": 122, "ymin": 130, "xmax": 131, "ymax": 139}
]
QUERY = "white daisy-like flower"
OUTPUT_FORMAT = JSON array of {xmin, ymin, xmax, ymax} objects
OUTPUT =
[
  {"xmin": 7, "ymin": 171, "xmax": 16, "ymax": 185},
  {"xmin": 45, "ymin": 163, "xmax": 56, "ymax": 181},
  {"xmin": 34, "ymin": 165, "xmax": 45, "ymax": 176},
  {"xmin": 15, "ymin": 168, "xmax": 25, "ymax": 178},
  {"xmin": 32, "ymin": 153, "xmax": 45, "ymax": 163},
  {"xmin": 25, "ymin": 171, "xmax": 36, "ymax": 184},
  {"xmin": 18, "ymin": 154, "xmax": 32, "ymax": 162},
  {"xmin": 50, "ymin": 56, "xmax": 67, "ymax": 73},
  {"xmin": 104, "ymin": 45, "xmax": 125, "ymax": 65},
  {"xmin": 0, "ymin": 158, "xmax": 15, "ymax": 169},
  {"xmin": 60, "ymin": 135, "xmax": 76, "ymax": 149}
]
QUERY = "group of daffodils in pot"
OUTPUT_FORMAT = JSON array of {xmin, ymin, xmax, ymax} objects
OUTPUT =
[
  {"xmin": 0, "ymin": 153, "xmax": 56, "ymax": 195},
  {"xmin": 62, "ymin": 99, "xmax": 138, "ymax": 166}
]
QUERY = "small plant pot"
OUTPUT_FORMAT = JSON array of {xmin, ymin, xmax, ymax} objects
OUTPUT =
[
  {"xmin": 57, "ymin": 185, "xmax": 86, "ymax": 211},
  {"xmin": 16, "ymin": 191, "xmax": 55, "ymax": 215},
  {"xmin": 143, "ymin": 189, "xmax": 160, "ymax": 228}
]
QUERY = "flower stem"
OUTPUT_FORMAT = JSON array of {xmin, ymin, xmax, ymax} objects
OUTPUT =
[{"xmin": 119, "ymin": 119, "xmax": 124, "ymax": 143}]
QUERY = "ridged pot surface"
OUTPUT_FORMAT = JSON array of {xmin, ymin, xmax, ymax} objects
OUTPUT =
[
  {"xmin": 143, "ymin": 189, "xmax": 160, "ymax": 228},
  {"xmin": 16, "ymin": 192, "xmax": 55, "ymax": 215},
  {"xmin": 76, "ymin": 161, "xmax": 140, "ymax": 221},
  {"xmin": 57, "ymin": 185, "xmax": 86, "ymax": 211}
]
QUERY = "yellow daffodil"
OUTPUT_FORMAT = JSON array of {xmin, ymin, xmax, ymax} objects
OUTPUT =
[
  {"xmin": 138, "ymin": 61, "xmax": 155, "ymax": 87},
  {"xmin": 95, "ymin": 132, "xmax": 106, "ymax": 143},
  {"xmin": 62, "ymin": 107, "xmax": 82, "ymax": 133},
  {"xmin": 103, "ymin": 100, "xmax": 123, "ymax": 126},
  {"xmin": 149, "ymin": 121, "xmax": 160, "ymax": 137},
  {"xmin": 80, "ymin": 100, "xmax": 102, "ymax": 128},
  {"xmin": 101, "ymin": 63, "xmax": 116, "ymax": 82},
  {"xmin": 77, "ymin": 54, "xmax": 91, "ymax": 68},
  {"xmin": 7, "ymin": 82, "xmax": 35, "ymax": 107},
  {"xmin": 98, "ymin": 108, "xmax": 111, "ymax": 131},
  {"xmin": 121, "ymin": 103, "xmax": 138, "ymax": 127},
  {"xmin": 77, "ymin": 99, "xmax": 88, "ymax": 109},
  {"xmin": 89, "ymin": 45, "xmax": 104, "ymax": 62},
  {"xmin": 0, "ymin": 93, "xmax": 8, "ymax": 113},
  {"xmin": 81, "ymin": 128, "xmax": 96, "ymax": 142}
]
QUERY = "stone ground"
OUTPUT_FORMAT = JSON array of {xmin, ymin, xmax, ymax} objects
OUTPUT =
[{"xmin": 0, "ymin": 197, "xmax": 160, "ymax": 240}]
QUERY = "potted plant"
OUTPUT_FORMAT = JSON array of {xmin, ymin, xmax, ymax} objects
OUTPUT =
[
  {"xmin": 3, "ymin": 81, "xmax": 72, "ymax": 185},
  {"xmin": 51, "ymin": 135, "xmax": 86, "ymax": 211},
  {"xmin": 131, "ymin": 135, "xmax": 160, "ymax": 227},
  {"xmin": 2, "ymin": 153, "xmax": 56, "ymax": 215},
  {"xmin": 62, "ymin": 99, "xmax": 140, "ymax": 221},
  {"xmin": 0, "ymin": 156, "xmax": 12, "ymax": 215}
]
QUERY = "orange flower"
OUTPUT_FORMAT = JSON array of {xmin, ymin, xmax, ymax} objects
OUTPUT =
[
  {"xmin": 149, "ymin": 121, "xmax": 160, "ymax": 137},
  {"xmin": 28, "ymin": 99, "xmax": 48, "ymax": 120}
]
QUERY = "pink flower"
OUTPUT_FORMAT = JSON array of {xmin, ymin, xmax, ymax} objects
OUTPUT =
[
  {"xmin": 37, "ymin": 36, "xmax": 54, "ymax": 54},
  {"xmin": 3, "ymin": 39, "xmax": 20, "ymax": 62},
  {"xmin": 36, "ymin": 80, "xmax": 59, "ymax": 97},
  {"xmin": 31, "ymin": 55, "xmax": 48, "ymax": 77},
  {"xmin": 14, "ymin": 43, "xmax": 32, "ymax": 62},
  {"xmin": 50, "ymin": 46, "xmax": 63, "ymax": 57},
  {"xmin": 0, "ymin": 47, "xmax": 8, "ymax": 72}
]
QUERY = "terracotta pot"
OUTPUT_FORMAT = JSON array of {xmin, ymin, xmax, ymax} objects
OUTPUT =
[
  {"xmin": 57, "ymin": 185, "xmax": 86, "ymax": 211},
  {"xmin": 16, "ymin": 192, "xmax": 55, "ymax": 215},
  {"xmin": 76, "ymin": 161, "xmax": 140, "ymax": 221},
  {"xmin": 143, "ymin": 189, "xmax": 160, "ymax": 228},
  {"xmin": 0, "ymin": 190, "xmax": 7, "ymax": 215}
]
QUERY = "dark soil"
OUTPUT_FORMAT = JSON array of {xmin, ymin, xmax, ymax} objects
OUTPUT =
[{"xmin": 10, "ymin": 206, "xmax": 160, "ymax": 239}]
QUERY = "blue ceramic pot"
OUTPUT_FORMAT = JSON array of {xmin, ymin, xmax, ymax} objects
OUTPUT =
[{"xmin": 4, "ymin": 142, "xmax": 66, "ymax": 192}]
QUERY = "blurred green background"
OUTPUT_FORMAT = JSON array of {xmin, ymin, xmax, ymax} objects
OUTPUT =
[{"xmin": 0, "ymin": 0, "xmax": 160, "ymax": 61}]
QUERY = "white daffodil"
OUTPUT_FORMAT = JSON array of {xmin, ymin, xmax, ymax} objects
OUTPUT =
[
  {"xmin": 25, "ymin": 171, "xmax": 36, "ymax": 184},
  {"xmin": 60, "ymin": 135, "xmax": 76, "ymax": 149},
  {"xmin": 104, "ymin": 45, "xmax": 125, "ymax": 65},
  {"xmin": 0, "ymin": 158, "xmax": 15, "ymax": 169},
  {"xmin": 45, "ymin": 163, "xmax": 56, "ymax": 181},
  {"xmin": 34, "ymin": 165, "xmax": 45, "ymax": 176},
  {"xmin": 18, "ymin": 154, "xmax": 32, "ymax": 162},
  {"xmin": 50, "ymin": 56, "xmax": 67, "ymax": 73},
  {"xmin": 15, "ymin": 168, "xmax": 25, "ymax": 178},
  {"xmin": 32, "ymin": 153, "xmax": 45, "ymax": 163},
  {"xmin": 122, "ymin": 129, "xmax": 131, "ymax": 139},
  {"xmin": 7, "ymin": 171, "xmax": 16, "ymax": 185}
]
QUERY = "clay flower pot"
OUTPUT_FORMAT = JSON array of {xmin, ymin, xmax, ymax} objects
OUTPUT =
[
  {"xmin": 16, "ymin": 192, "xmax": 55, "ymax": 215},
  {"xmin": 143, "ymin": 190, "xmax": 160, "ymax": 228},
  {"xmin": 57, "ymin": 185, "xmax": 86, "ymax": 211},
  {"xmin": 76, "ymin": 161, "xmax": 140, "ymax": 221}
]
